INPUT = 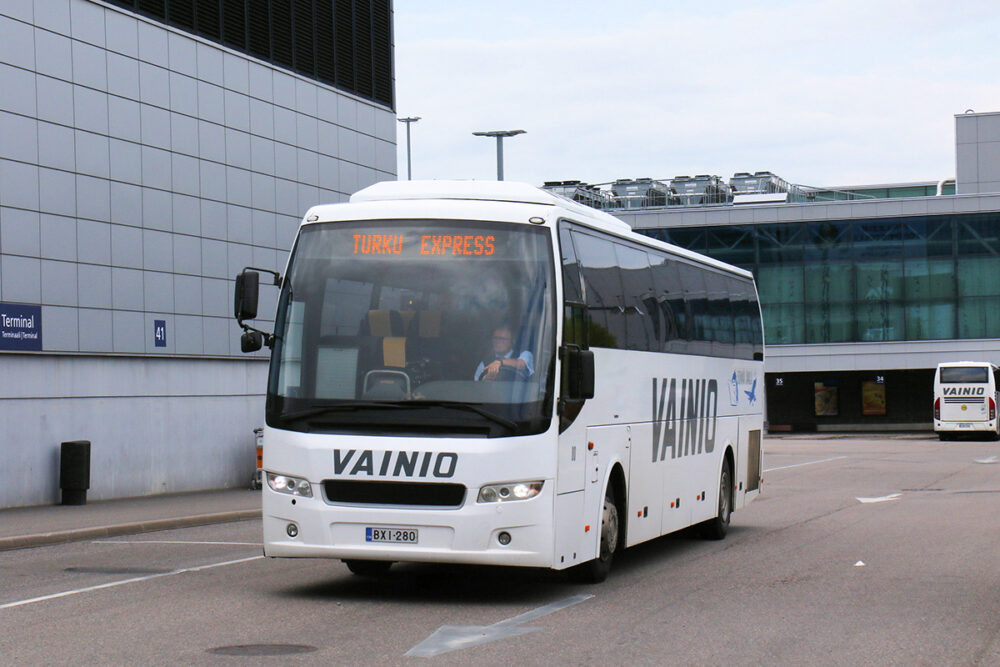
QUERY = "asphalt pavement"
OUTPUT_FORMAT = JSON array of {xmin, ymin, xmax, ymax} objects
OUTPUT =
[{"xmin": 0, "ymin": 488, "xmax": 261, "ymax": 551}]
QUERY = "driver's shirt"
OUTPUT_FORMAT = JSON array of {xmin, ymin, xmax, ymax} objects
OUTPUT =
[{"xmin": 473, "ymin": 349, "xmax": 535, "ymax": 380}]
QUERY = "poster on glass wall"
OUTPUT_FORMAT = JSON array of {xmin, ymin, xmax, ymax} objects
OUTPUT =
[
  {"xmin": 814, "ymin": 381, "xmax": 838, "ymax": 416},
  {"xmin": 861, "ymin": 381, "xmax": 887, "ymax": 415}
]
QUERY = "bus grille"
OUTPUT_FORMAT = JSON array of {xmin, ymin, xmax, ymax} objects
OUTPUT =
[
  {"xmin": 944, "ymin": 397, "xmax": 984, "ymax": 404},
  {"xmin": 323, "ymin": 480, "xmax": 466, "ymax": 507}
]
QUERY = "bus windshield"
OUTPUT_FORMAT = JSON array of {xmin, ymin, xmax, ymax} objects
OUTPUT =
[
  {"xmin": 939, "ymin": 366, "xmax": 990, "ymax": 383},
  {"xmin": 266, "ymin": 219, "xmax": 556, "ymax": 437}
]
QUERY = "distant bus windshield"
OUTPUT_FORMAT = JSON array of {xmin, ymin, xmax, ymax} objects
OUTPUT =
[
  {"xmin": 267, "ymin": 219, "xmax": 555, "ymax": 437},
  {"xmin": 939, "ymin": 367, "xmax": 989, "ymax": 383}
]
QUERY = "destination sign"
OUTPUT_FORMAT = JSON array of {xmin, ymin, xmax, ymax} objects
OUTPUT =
[{"xmin": 352, "ymin": 233, "xmax": 496, "ymax": 256}]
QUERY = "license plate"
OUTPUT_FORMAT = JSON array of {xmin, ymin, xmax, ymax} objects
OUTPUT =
[
  {"xmin": 958, "ymin": 423, "xmax": 972, "ymax": 429},
  {"xmin": 366, "ymin": 527, "xmax": 418, "ymax": 544}
]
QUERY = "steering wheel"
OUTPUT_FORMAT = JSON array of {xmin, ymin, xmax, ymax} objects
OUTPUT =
[{"xmin": 479, "ymin": 364, "xmax": 530, "ymax": 382}]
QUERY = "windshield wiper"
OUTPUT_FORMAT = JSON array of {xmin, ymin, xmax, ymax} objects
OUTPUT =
[
  {"xmin": 280, "ymin": 401, "xmax": 409, "ymax": 421},
  {"xmin": 279, "ymin": 400, "xmax": 517, "ymax": 434},
  {"xmin": 412, "ymin": 401, "xmax": 518, "ymax": 432}
]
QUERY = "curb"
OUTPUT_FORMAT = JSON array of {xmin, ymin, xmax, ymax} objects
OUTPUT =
[{"xmin": 0, "ymin": 509, "xmax": 262, "ymax": 552}]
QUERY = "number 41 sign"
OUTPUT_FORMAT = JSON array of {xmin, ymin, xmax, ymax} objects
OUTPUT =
[{"xmin": 154, "ymin": 319, "xmax": 167, "ymax": 347}]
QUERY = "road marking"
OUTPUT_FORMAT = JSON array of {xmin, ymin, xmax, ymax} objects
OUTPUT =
[
  {"xmin": 975, "ymin": 456, "xmax": 998, "ymax": 464},
  {"xmin": 856, "ymin": 493, "xmax": 902, "ymax": 504},
  {"xmin": 764, "ymin": 456, "xmax": 847, "ymax": 473},
  {"xmin": 0, "ymin": 555, "xmax": 263, "ymax": 611},
  {"xmin": 93, "ymin": 540, "xmax": 263, "ymax": 546},
  {"xmin": 405, "ymin": 594, "xmax": 593, "ymax": 658}
]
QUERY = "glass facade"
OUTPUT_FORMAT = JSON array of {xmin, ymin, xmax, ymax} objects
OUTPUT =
[
  {"xmin": 107, "ymin": 0, "xmax": 394, "ymax": 108},
  {"xmin": 643, "ymin": 212, "xmax": 1000, "ymax": 345}
]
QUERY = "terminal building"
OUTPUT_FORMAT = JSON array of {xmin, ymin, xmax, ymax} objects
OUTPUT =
[
  {"xmin": 545, "ymin": 111, "xmax": 1000, "ymax": 432},
  {"xmin": 0, "ymin": 0, "xmax": 396, "ymax": 507}
]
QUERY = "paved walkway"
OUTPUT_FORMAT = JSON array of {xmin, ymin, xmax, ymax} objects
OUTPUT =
[{"xmin": 0, "ymin": 489, "xmax": 261, "ymax": 551}]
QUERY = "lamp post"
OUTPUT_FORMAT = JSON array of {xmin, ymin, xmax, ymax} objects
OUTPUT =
[
  {"xmin": 397, "ymin": 116, "xmax": 420, "ymax": 180},
  {"xmin": 472, "ymin": 129, "xmax": 525, "ymax": 181}
]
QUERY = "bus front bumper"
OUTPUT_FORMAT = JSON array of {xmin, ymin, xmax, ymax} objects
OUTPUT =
[{"xmin": 262, "ymin": 484, "xmax": 554, "ymax": 567}]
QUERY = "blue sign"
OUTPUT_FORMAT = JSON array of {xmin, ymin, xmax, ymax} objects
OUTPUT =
[
  {"xmin": 0, "ymin": 303, "xmax": 42, "ymax": 351},
  {"xmin": 154, "ymin": 319, "xmax": 167, "ymax": 347}
]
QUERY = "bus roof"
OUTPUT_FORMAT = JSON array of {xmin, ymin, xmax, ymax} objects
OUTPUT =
[
  {"xmin": 937, "ymin": 361, "xmax": 999, "ymax": 369},
  {"xmin": 350, "ymin": 179, "xmax": 631, "ymax": 231}
]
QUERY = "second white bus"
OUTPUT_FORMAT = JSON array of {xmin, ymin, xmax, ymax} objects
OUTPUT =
[
  {"xmin": 934, "ymin": 361, "xmax": 1000, "ymax": 441},
  {"xmin": 234, "ymin": 180, "xmax": 765, "ymax": 582}
]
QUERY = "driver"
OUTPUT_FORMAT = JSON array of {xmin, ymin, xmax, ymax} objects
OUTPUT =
[{"xmin": 474, "ymin": 325, "xmax": 534, "ymax": 381}]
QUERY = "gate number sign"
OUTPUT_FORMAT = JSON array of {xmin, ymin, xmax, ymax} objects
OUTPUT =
[{"xmin": 154, "ymin": 320, "xmax": 167, "ymax": 347}]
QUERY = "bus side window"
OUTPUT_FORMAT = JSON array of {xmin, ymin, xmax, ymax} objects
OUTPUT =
[
  {"xmin": 573, "ymin": 231, "xmax": 626, "ymax": 349},
  {"xmin": 680, "ymin": 262, "xmax": 709, "ymax": 356},
  {"xmin": 614, "ymin": 243, "xmax": 656, "ymax": 352},
  {"xmin": 558, "ymin": 225, "xmax": 583, "ymax": 305},
  {"xmin": 649, "ymin": 252, "xmax": 685, "ymax": 354},
  {"xmin": 705, "ymin": 270, "xmax": 734, "ymax": 358}
]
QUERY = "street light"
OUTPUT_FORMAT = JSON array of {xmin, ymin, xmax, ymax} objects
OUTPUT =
[
  {"xmin": 398, "ymin": 116, "xmax": 420, "ymax": 180},
  {"xmin": 472, "ymin": 129, "xmax": 526, "ymax": 181}
]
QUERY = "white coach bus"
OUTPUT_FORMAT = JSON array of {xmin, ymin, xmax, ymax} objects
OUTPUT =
[
  {"xmin": 934, "ymin": 361, "xmax": 1000, "ymax": 441},
  {"xmin": 234, "ymin": 181, "xmax": 764, "ymax": 582}
]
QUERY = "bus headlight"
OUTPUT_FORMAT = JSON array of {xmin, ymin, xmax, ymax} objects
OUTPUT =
[
  {"xmin": 477, "ymin": 481, "xmax": 543, "ymax": 503},
  {"xmin": 267, "ymin": 472, "xmax": 313, "ymax": 497}
]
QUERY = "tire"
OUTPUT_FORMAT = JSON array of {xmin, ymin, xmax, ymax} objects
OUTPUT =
[
  {"xmin": 938, "ymin": 432, "xmax": 953, "ymax": 442},
  {"xmin": 344, "ymin": 559, "xmax": 393, "ymax": 577},
  {"xmin": 701, "ymin": 458, "xmax": 732, "ymax": 540},
  {"xmin": 570, "ymin": 488, "xmax": 620, "ymax": 584}
]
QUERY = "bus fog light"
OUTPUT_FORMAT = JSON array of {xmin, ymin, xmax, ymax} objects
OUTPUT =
[
  {"xmin": 478, "ymin": 481, "xmax": 543, "ymax": 503},
  {"xmin": 286, "ymin": 523, "xmax": 298, "ymax": 538},
  {"xmin": 498, "ymin": 531, "xmax": 511, "ymax": 545},
  {"xmin": 267, "ymin": 472, "xmax": 313, "ymax": 497}
]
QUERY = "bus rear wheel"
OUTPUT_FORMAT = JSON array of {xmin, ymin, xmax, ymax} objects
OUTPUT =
[
  {"xmin": 570, "ymin": 488, "xmax": 619, "ymax": 584},
  {"xmin": 344, "ymin": 559, "xmax": 393, "ymax": 577},
  {"xmin": 701, "ymin": 458, "xmax": 732, "ymax": 540}
]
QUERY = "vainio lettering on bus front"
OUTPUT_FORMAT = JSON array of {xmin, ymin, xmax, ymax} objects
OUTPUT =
[{"xmin": 333, "ymin": 450, "xmax": 458, "ymax": 478}]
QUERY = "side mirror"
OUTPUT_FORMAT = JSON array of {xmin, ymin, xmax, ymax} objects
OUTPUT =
[
  {"xmin": 241, "ymin": 331, "xmax": 264, "ymax": 353},
  {"xmin": 566, "ymin": 348, "xmax": 595, "ymax": 400},
  {"xmin": 234, "ymin": 271, "xmax": 260, "ymax": 322}
]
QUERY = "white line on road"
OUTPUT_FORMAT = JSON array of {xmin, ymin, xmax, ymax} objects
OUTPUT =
[
  {"xmin": 763, "ymin": 456, "xmax": 847, "ymax": 473},
  {"xmin": 93, "ymin": 540, "xmax": 263, "ymax": 546},
  {"xmin": 856, "ymin": 493, "xmax": 902, "ymax": 504},
  {"xmin": 0, "ymin": 555, "xmax": 263, "ymax": 611},
  {"xmin": 406, "ymin": 594, "xmax": 593, "ymax": 658}
]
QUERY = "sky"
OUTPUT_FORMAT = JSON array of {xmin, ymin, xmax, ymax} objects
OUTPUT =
[{"xmin": 392, "ymin": 0, "xmax": 1000, "ymax": 189}]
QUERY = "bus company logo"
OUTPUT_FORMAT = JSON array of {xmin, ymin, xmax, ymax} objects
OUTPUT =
[
  {"xmin": 333, "ymin": 449, "xmax": 458, "ymax": 478},
  {"xmin": 942, "ymin": 387, "xmax": 985, "ymax": 396},
  {"xmin": 651, "ymin": 378, "xmax": 718, "ymax": 463},
  {"xmin": 728, "ymin": 370, "xmax": 758, "ymax": 406}
]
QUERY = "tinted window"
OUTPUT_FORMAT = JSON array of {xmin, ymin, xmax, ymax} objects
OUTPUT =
[
  {"xmin": 573, "ymin": 232, "xmax": 625, "ymax": 348},
  {"xmin": 680, "ymin": 262, "xmax": 711, "ymax": 355},
  {"xmin": 649, "ymin": 252, "xmax": 687, "ymax": 353},
  {"xmin": 705, "ymin": 270, "xmax": 734, "ymax": 357},
  {"xmin": 939, "ymin": 367, "xmax": 990, "ymax": 383},
  {"xmin": 615, "ymin": 244, "xmax": 656, "ymax": 351},
  {"xmin": 558, "ymin": 226, "xmax": 583, "ymax": 304}
]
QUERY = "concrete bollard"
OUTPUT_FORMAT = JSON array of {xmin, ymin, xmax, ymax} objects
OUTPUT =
[{"xmin": 59, "ymin": 440, "xmax": 91, "ymax": 505}]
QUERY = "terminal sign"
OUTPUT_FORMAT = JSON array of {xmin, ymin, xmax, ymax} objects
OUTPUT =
[{"xmin": 0, "ymin": 303, "xmax": 42, "ymax": 351}]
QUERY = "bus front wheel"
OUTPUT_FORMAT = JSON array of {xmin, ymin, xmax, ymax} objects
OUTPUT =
[{"xmin": 570, "ymin": 488, "xmax": 619, "ymax": 584}]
